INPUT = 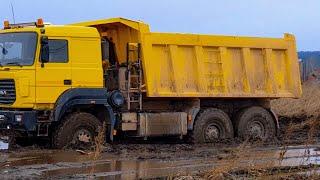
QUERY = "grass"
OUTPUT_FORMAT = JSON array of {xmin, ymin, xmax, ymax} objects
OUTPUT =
[
  {"xmin": 271, "ymin": 81, "xmax": 320, "ymax": 117},
  {"xmin": 89, "ymin": 122, "xmax": 106, "ymax": 179}
]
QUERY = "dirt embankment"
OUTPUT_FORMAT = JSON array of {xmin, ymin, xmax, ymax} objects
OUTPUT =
[{"xmin": 271, "ymin": 82, "xmax": 320, "ymax": 145}]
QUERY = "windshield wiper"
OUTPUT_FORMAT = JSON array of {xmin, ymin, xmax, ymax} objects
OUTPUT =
[
  {"xmin": 0, "ymin": 45, "xmax": 8, "ymax": 55},
  {"xmin": 0, "ymin": 45, "xmax": 7, "ymax": 67},
  {"xmin": 5, "ymin": 62, "xmax": 22, "ymax": 67}
]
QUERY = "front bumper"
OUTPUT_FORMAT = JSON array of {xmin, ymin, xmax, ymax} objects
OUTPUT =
[{"xmin": 0, "ymin": 110, "xmax": 37, "ymax": 132}]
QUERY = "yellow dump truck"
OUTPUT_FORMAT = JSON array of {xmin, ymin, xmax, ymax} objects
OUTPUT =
[{"xmin": 0, "ymin": 18, "xmax": 301, "ymax": 148}]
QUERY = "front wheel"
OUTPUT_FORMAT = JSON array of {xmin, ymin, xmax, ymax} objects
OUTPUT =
[
  {"xmin": 191, "ymin": 108, "xmax": 234, "ymax": 143},
  {"xmin": 52, "ymin": 112, "xmax": 102, "ymax": 149}
]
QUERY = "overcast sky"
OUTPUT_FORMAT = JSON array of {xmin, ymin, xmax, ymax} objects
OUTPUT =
[{"xmin": 0, "ymin": 0, "xmax": 319, "ymax": 51}]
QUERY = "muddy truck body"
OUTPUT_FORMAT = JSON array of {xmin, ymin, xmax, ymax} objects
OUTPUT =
[{"xmin": 0, "ymin": 18, "xmax": 301, "ymax": 148}]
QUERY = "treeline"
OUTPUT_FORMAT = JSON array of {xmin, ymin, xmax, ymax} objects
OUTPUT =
[
  {"xmin": 298, "ymin": 51, "xmax": 320, "ymax": 67},
  {"xmin": 298, "ymin": 51, "xmax": 320, "ymax": 81}
]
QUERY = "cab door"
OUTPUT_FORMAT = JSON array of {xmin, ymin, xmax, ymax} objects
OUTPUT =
[{"xmin": 35, "ymin": 38, "xmax": 71, "ymax": 107}]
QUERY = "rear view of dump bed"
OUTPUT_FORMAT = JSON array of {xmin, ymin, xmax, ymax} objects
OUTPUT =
[{"xmin": 142, "ymin": 33, "xmax": 301, "ymax": 98}]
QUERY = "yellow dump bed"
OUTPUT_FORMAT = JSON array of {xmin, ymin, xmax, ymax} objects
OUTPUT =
[{"xmin": 72, "ymin": 18, "xmax": 302, "ymax": 99}]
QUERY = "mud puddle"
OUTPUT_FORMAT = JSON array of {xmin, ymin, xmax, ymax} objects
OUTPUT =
[
  {"xmin": 0, "ymin": 141, "xmax": 8, "ymax": 150},
  {"xmin": 1, "ymin": 144, "xmax": 320, "ymax": 179},
  {"xmin": 0, "ymin": 138, "xmax": 8, "ymax": 150}
]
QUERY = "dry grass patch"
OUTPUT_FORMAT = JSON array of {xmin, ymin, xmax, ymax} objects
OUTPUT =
[
  {"xmin": 271, "ymin": 82, "xmax": 320, "ymax": 117},
  {"xmin": 89, "ymin": 122, "xmax": 106, "ymax": 179}
]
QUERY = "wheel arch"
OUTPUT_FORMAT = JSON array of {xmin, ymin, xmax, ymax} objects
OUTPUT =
[
  {"xmin": 269, "ymin": 108, "xmax": 280, "ymax": 134},
  {"xmin": 52, "ymin": 88, "xmax": 116, "ymax": 141},
  {"xmin": 189, "ymin": 106, "xmax": 229, "ymax": 131}
]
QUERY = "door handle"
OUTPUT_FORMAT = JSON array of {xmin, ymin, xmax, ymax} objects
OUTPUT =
[{"xmin": 64, "ymin": 79, "xmax": 72, "ymax": 85}]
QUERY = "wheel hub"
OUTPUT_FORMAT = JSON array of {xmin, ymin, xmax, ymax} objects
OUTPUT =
[
  {"xmin": 248, "ymin": 121, "xmax": 265, "ymax": 138},
  {"xmin": 205, "ymin": 124, "xmax": 220, "ymax": 141},
  {"xmin": 73, "ymin": 129, "xmax": 92, "ymax": 143}
]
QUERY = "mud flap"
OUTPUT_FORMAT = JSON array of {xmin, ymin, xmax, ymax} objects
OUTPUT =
[
  {"xmin": 269, "ymin": 109, "xmax": 280, "ymax": 135},
  {"xmin": 105, "ymin": 105, "xmax": 116, "ymax": 141}
]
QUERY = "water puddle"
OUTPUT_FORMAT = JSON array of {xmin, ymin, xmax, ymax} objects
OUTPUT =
[
  {"xmin": 1, "ymin": 150, "xmax": 94, "ymax": 167},
  {"xmin": 0, "ymin": 138, "xmax": 8, "ymax": 150},
  {"xmin": 1, "ymin": 145, "xmax": 320, "ymax": 179}
]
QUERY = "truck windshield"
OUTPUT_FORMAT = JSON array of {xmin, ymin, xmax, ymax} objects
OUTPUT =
[{"xmin": 0, "ymin": 32, "xmax": 37, "ymax": 66}]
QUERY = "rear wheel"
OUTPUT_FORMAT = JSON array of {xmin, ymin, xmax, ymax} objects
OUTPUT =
[
  {"xmin": 53, "ymin": 112, "xmax": 102, "ymax": 149},
  {"xmin": 191, "ymin": 108, "xmax": 234, "ymax": 143},
  {"xmin": 235, "ymin": 106, "xmax": 276, "ymax": 140}
]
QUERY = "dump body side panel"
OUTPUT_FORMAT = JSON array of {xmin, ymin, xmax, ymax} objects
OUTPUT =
[{"xmin": 142, "ymin": 33, "xmax": 301, "ymax": 98}]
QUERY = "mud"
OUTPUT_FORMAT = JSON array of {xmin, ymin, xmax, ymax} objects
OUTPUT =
[
  {"xmin": 1, "ymin": 144, "xmax": 320, "ymax": 179},
  {"xmin": 0, "ymin": 116, "xmax": 319, "ymax": 179}
]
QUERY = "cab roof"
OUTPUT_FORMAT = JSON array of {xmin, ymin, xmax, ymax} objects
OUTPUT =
[
  {"xmin": 0, "ymin": 25, "xmax": 101, "ymax": 38},
  {"xmin": 70, "ymin": 17, "xmax": 150, "ymax": 32},
  {"xmin": 44, "ymin": 25, "xmax": 101, "ymax": 38}
]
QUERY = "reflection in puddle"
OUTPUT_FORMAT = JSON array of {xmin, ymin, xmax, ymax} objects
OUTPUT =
[
  {"xmin": 278, "ymin": 147, "xmax": 320, "ymax": 166},
  {"xmin": 0, "ymin": 139, "xmax": 8, "ymax": 150},
  {"xmin": 41, "ymin": 147, "xmax": 320, "ymax": 179},
  {"xmin": 44, "ymin": 159, "xmax": 215, "ymax": 179},
  {"xmin": 0, "ymin": 141, "xmax": 8, "ymax": 150},
  {"xmin": 1, "ymin": 150, "xmax": 94, "ymax": 167}
]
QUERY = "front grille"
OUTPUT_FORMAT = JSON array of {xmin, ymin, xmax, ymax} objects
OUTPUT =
[{"xmin": 0, "ymin": 79, "xmax": 16, "ymax": 105}]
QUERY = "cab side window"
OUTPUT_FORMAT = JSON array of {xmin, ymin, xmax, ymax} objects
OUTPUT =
[{"xmin": 48, "ymin": 40, "xmax": 68, "ymax": 63}]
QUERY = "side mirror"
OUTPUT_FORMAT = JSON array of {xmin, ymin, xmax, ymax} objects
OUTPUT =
[{"xmin": 40, "ymin": 36, "xmax": 49, "ymax": 63}]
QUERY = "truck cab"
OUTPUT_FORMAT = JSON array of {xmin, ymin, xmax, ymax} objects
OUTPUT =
[{"xmin": 0, "ymin": 19, "xmax": 118, "ymax": 148}]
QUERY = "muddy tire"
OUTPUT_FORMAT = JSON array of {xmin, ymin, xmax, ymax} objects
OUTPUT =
[
  {"xmin": 52, "ymin": 112, "xmax": 102, "ymax": 149},
  {"xmin": 234, "ymin": 106, "xmax": 276, "ymax": 141},
  {"xmin": 191, "ymin": 108, "xmax": 234, "ymax": 143}
]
